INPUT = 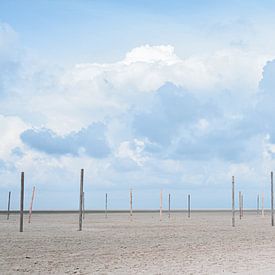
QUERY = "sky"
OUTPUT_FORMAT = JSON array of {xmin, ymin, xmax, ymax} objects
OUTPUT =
[{"xmin": 1, "ymin": 0, "xmax": 275, "ymax": 210}]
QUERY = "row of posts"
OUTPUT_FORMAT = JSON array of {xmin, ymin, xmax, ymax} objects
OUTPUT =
[
  {"xmin": 5, "ymin": 170, "xmax": 275, "ymax": 231},
  {"xmin": 13, "ymin": 169, "xmax": 192, "ymax": 232},
  {"xmin": 231, "ymin": 172, "xmax": 274, "ymax": 227}
]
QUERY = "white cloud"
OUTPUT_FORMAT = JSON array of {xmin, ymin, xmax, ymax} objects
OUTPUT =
[
  {"xmin": 116, "ymin": 139, "xmax": 148, "ymax": 166},
  {"xmin": 61, "ymin": 45, "xmax": 269, "ymax": 101},
  {"xmin": 31, "ymin": 44, "xmax": 267, "ymax": 138},
  {"xmin": 0, "ymin": 115, "xmax": 28, "ymax": 159},
  {"xmin": 123, "ymin": 44, "xmax": 180, "ymax": 65}
]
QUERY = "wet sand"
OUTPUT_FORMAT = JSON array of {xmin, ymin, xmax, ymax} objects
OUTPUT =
[{"xmin": 1, "ymin": 212, "xmax": 275, "ymax": 274}]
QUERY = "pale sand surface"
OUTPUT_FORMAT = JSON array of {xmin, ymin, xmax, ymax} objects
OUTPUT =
[{"xmin": 1, "ymin": 212, "xmax": 275, "ymax": 274}]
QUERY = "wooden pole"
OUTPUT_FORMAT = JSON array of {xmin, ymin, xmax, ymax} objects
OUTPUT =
[
  {"xmin": 28, "ymin": 186, "xmax": 35, "ymax": 223},
  {"xmin": 82, "ymin": 191, "xmax": 85, "ymax": 220},
  {"xmin": 79, "ymin": 169, "xmax": 84, "ymax": 231},
  {"xmin": 271, "ymin": 171, "xmax": 274, "ymax": 226},
  {"xmin": 7, "ymin": 191, "xmax": 11, "ymax": 220},
  {"xmin": 241, "ymin": 194, "xmax": 244, "ymax": 217},
  {"xmin": 130, "ymin": 188, "xmax": 133, "ymax": 220},
  {"xmin": 168, "ymin": 193, "xmax": 171, "ymax": 219},
  {"xmin": 261, "ymin": 192, "xmax": 265, "ymax": 217},
  {"xmin": 160, "ymin": 190, "xmax": 163, "ymax": 221},
  {"xmin": 188, "ymin": 194, "xmax": 191, "ymax": 218},
  {"xmin": 105, "ymin": 193, "xmax": 108, "ymax": 219},
  {"xmin": 257, "ymin": 194, "xmax": 259, "ymax": 215},
  {"xmin": 20, "ymin": 172, "xmax": 24, "ymax": 232},
  {"xmin": 232, "ymin": 176, "xmax": 235, "ymax": 227},
  {"xmin": 239, "ymin": 191, "xmax": 242, "ymax": 220}
]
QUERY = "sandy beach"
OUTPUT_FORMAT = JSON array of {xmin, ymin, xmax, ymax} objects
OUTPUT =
[{"xmin": 1, "ymin": 212, "xmax": 275, "ymax": 274}]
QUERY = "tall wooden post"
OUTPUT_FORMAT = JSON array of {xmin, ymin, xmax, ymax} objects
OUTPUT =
[
  {"xmin": 242, "ymin": 194, "xmax": 244, "ymax": 217},
  {"xmin": 160, "ymin": 190, "xmax": 163, "ymax": 221},
  {"xmin": 79, "ymin": 169, "xmax": 84, "ymax": 231},
  {"xmin": 105, "ymin": 193, "xmax": 108, "ymax": 219},
  {"xmin": 239, "ymin": 191, "xmax": 242, "ymax": 220},
  {"xmin": 20, "ymin": 172, "xmax": 24, "ymax": 232},
  {"xmin": 130, "ymin": 189, "xmax": 133, "ymax": 220},
  {"xmin": 188, "ymin": 194, "xmax": 191, "ymax": 218},
  {"xmin": 7, "ymin": 191, "xmax": 11, "ymax": 220},
  {"xmin": 82, "ymin": 191, "xmax": 85, "ymax": 220},
  {"xmin": 28, "ymin": 186, "xmax": 36, "ymax": 223},
  {"xmin": 168, "ymin": 193, "xmax": 171, "ymax": 219},
  {"xmin": 271, "ymin": 171, "xmax": 274, "ymax": 226},
  {"xmin": 257, "ymin": 194, "xmax": 259, "ymax": 215},
  {"xmin": 262, "ymin": 192, "xmax": 264, "ymax": 217},
  {"xmin": 232, "ymin": 176, "xmax": 235, "ymax": 227}
]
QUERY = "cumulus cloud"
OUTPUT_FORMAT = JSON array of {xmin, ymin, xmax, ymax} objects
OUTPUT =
[
  {"xmin": 116, "ymin": 139, "xmax": 148, "ymax": 166},
  {"xmin": 133, "ymin": 82, "xmax": 217, "ymax": 146},
  {"xmin": 123, "ymin": 45, "xmax": 180, "ymax": 65},
  {"xmin": 21, "ymin": 123, "xmax": 110, "ymax": 158},
  {"xmin": 256, "ymin": 60, "xmax": 275, "ymax": 143},
  {"xmin": 0, "ymin": 115, "xmax": 28, "ymax": 159}
]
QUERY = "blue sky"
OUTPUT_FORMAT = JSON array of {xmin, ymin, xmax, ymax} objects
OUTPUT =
[{"xmin": 1, "ymin": 0, "xmax": 275, "ymax": 210}]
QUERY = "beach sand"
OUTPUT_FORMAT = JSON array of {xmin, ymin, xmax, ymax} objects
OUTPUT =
[{"xmin": 1, "ymin": 212, "xmax": 275, "ymax": 274}]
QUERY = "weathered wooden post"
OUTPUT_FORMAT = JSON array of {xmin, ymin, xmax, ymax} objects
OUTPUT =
[
  {"xmin": 239, "ymin": 191, "xmax": 242, "ymax": 220},
  {"xmin": 188, "ymin": 194, "xmax": 191, "ymax": 218},
  {"xmin": 262, "ymin": 192, "xmax": 264, "ymax": 217},
  {"xmin": 271, "ymin": 171, "xmax": 274, "ymax": 226},
  {"xmin": 7, "ymin": 191, "xmax": 11, "ymax": 220},
  {"xmin": 160, "ymin": 190, "xmax": 163, "ymax": 221},
  {"xmin": 82, "ymin": 191, "xmax": 85, "ymax": 220},
  {"xmin": 79, "ymin": 169, "xmax": 84, "ymax": 231},
  {"xmin": 241, "ymin": 194, "xmax": 244, "ymax": 217},
  {"xmin": 20, "ymin": 172, "xmax": 24, "ymax": 232},
  {"xmin": 257, "ymin": 194, "xmax": 259, "ymax": 215},
  {"xmin": 232, "ymin": 176, "xmax": 235, "ymax": 227},
  {"xmin": 105, "ymin": 193, "xmax": 108, "ymax": 219},
  {"xmin": 168, "ymin": 193, "xmax": 171, "ymax": 219},
  {"xmin": 28, "ymin": 186, "xmax": 36, "ymax": 223},
  {"xmin": 130, "ymin": 188, "xmax": 133, "ymax": 220}
]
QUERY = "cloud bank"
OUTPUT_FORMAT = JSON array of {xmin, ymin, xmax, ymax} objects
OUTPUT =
[{"xmin": 1, "ymin": 22, "xmax": 275, "ymax": 208}]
